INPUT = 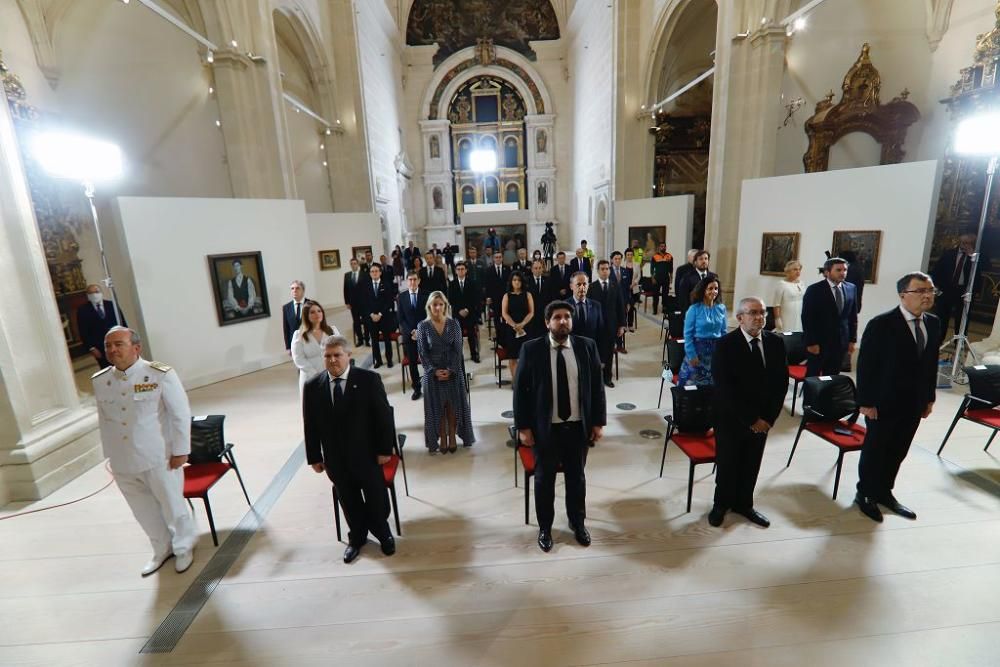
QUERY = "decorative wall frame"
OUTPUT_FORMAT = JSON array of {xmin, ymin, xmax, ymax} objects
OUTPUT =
[
  {"xmin": 803, "ymin": 44, "xmax": 920, "ymax": 173},
  {"xmin": 832, "ymin": 230, "xmax": 882, "ymax": 284},
  {"xmin": 208, "ymin": 252, "xmax": 270, "ymax": 325},
  {"xmin": 759, "ymin": 232, "xmax": 801, "ymax": 276},
  {"xmin": 317, "ymin": 249, "xmax": 341, "ymax": 271},
  {"xmin": 351, "ymin": 245, "xmax": 373, "ymax": 262}
]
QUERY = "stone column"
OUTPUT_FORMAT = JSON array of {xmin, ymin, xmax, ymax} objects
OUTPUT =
[
  {"xmin": 0, "ymin": 92, "xmax": 102, "ymax": 503},
  {"xmin": 420, "ymin": 119, "xmax": 453, "ymax": 241},
  {"xmin": 704, "ymin": 2, "xmax": 791, "ymax": 304},
  {"xmin": 525, "ymin": 114, "xmax": 558, "ymax": 251}
]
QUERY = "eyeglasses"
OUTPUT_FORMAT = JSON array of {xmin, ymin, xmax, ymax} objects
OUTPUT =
[
  {"xmin": 901, "ymin": 288, "xmax": 941, "ymax": 296},
  {"xmin": 742, "ymin": 310, "xmax": 767, "ymax": 317}
]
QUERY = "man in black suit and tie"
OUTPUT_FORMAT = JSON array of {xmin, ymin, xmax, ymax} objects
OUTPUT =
[
  {"xmin": 568, "ymin": 271, "xmax": 605, "ymax": 346},
  {"xmin": 421, "ymin": 251, "xmax": 447, "ymax": 293},
  {"xmin": 588, "ymin": 260, "xmax": 626, "ymax": 388},
  {"xmin": 930, "ymin": 231, "xmax": 992, "ymax": 337},
  {"xmin": 343, "ymin": 258, "xmax": 369, "ymax": 347},
  {"xmin": 397, "ymin": 271, "xmax": 428, "ymax": 399},
  {"xmin": 709, "ymin": 297, "xmax": 789, "ymax": 528},
  {"xmin": 282, "ymin": 280, "xmax": 306, "ymax": 352},
  {"xmin": 550, "ymin": 251, "xmax": 572, "ymax": 300},
  {"xmin": 854, "ymin": 272, "xmax": 940, "ymax": 523},
  {"xmin": 403, "ymin": 241, "xmax": 421, "ymax": 270},
  {"xmin": 801, "ymin": 257, "xmax": 858, "ymax": 377},
  {"xmin": 448, "ymin": 261, "xmax": 482, "ymax": 363},
  {"xmin": 527, "ymin": 260, "xmax": 553, "ymax": 337},
  {"xmin": 358, "ymin": 264, "xmax": 395, "ymax": 369},
  {"xmin": 77, "ymin": 284, "xmax": 127, "ymax": 369},
  {"xmin": 304, "ymin": 335, "xmax": 395, "ymax": 563},
  {"xmin": 675, "ymin": 250, "xmax": 711, "ymax": 314},
  {"xmin": 514, "ymin": 301, "xmax": 607, "ymax": 552},
  {"xmin": 569, "ymin": 248, "xmax": 592, "ymax": 278},
  {"xmin": 483, "ymin": 251, "xmax": 510, "ymax": 337}
]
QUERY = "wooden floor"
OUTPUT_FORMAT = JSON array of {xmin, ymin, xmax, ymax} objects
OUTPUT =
[{"xmin": 2, "ymin": 307, "xmax": 999, "ymax": 666}]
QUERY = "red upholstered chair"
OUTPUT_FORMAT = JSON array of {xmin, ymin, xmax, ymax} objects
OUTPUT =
[
  {"xmin": 660, "ymin": 385, "xmax": 716, "ymax": 512},
  {"xmin": 781, "ymin": 331, "xmax": 809, "ymax": 415},
  {"xmin": 400, "ymin": 353, "xmax": 420, "ymax": 393},
  {"xmin": 937, "ymin": 364, "xmax": 1000, "ymax": 455},
  {"xmin": 183, "ymin": 415, "xmax": 252, "ymax": 547},
  {"xmin": 494, "ymin": 344, "xmax": 510, "ymax": 387},
  {"xmin": 786, "ymin": 375, "xmax": 865, "ymax": 499},
  {"xmin": 510, "ymin": 426, "xmax": 564, "ymax": 525},
  {"xmin": 332, "ymin": 411, "xmax": 408, "ymax": 542},
  {"xmin": 378, "ymin": 330, "xmax": 402, "ymax": 360}
]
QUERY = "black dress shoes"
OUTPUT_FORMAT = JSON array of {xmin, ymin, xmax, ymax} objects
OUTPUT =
[
  {"xmin": 343, "ymin": 543, "xmax": 363, "ymax": 564},
  {"xmin": 708, "ymin": 506, "xmax": 726, "ymax": 527},
  {"xmin": 570, "ymin": 523, "xmax": 591, "ymax": 547},
  {"xmin": 855, "ymin": 493, "xmax": 884, "ymax": 523},
  {"xmin": 411, "ymin": 389, "xmax": 422, "ymax": 401},
  {"xmin": 735, "ymin": 508, "xmax": 770, "ymax": 528},
  {"xmin": 373, "ymin": 361, "xmax": 383, "ymax": 369},
  {"xmin": 880, "ymin": 495, "xmax": 916, "ymax": 520},
  {"xmin": 380, "ymin": 535, "xmax": 396, "ymax": 556},
  {"xmin": 387, "ymin": 360, "xmax": 394, "ymax": 368},
  {"xmin": 472, "ymin": 355, "xmax": 481, "ymax": 364},
  {"xmin": 604, "ymin": 380, "xmax": 615, "ymax": 388},
  {"xmin": 537, "ymin": 529, "xmax": 553, "ymax": 552}
]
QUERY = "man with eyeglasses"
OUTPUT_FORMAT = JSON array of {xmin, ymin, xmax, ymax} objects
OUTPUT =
[
  {"xmin": 853, "ymin": 272, "xmax": 940, "ymax": 524},
  {"xmin": 708, "ymin": 297, "xmax": 788, "ymax": 528}
]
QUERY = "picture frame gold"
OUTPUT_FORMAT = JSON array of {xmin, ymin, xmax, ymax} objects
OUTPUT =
[
  {"xmin": 759, "ymin": 232, "xmax": 801, "ymax": 276},
  {"xmin": 317, "ymin": 249, "xmax": 341, "ymax": 271},
  {"xmin": 832, "ymin": 230, "xmax": 882, "ymax": 284}
]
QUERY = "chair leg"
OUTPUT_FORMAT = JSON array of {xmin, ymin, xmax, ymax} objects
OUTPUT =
[
  {"xmin": 186, "ymin": 498, "xmax": 194, "ymax": 511},
  {"xmin": 657, "ymin": 378, "xmax": 665, "ymax": 409},
  {"xmin": 986, "ymin": 429, "xmax": 998, "ymax": 452},
  {"xmin": 832, "ymin": 450, "xmax": 846, "ymax": 499},
  {"xmin": 787, "ymin": 421, "xmax": 806, "ymax": 467},
  {"xmin": 398, "ymin": 449, "xmax": 409, "ymax": 497},
  {"xmin": 389, "ymin": 482, "xmax": 401, "ymax": 536},
  {"xmin": 790, "ymin": 379, "xmax": 801, "ymax": 416},
  {"xmin": 686, "ymin": 461, "xmax": 695, "ymax": 513},
  {"xmin": 202, "ymin": 497, "xmax": 219, "ymax": 547},
  {"xmin": 937, "ymin": 401, "xmax": 968, "ymax": 455},
  {"xmin": 524, "ymin": 472, "xmax": 531, "ymax": 525},
  {"xmin": 659, "ymin": 434, "xmax": 670, "ymax": 478},
  {"xmin": 226, "ymin": 452, "xmax": 253, "ymax": 507},
  {"xmin": 614, "ymin": 350, "xmax": 619, "ymax": 381},
  {"xmin": 332, "ymin": 486, "xmax": 342, "ymax": 543},
  {"xmin": 514, "ymin": 446, "xmax": 519, "ymax": 487}
]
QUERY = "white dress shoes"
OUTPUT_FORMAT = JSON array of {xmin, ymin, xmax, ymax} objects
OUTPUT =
[
  {"xmin": 141, "ymin": 553, "xmax": 174, "ymax": 577},
  {"xmin": 174, "ymin": 549, "xmax": 194, "ymax": 573}
]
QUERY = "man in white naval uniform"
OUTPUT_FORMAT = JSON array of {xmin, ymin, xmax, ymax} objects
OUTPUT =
[{"xmin": 92, "ymin": 326, "xmax": 197, "ymax": 575}]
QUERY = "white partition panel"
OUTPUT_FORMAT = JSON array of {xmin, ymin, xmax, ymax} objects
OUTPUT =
[
  {"xmin": 613, "ymin": 195, "xmax": 694, "ymax": 257},
  {"xmin": 306, "ymin": 212, "xmax": 382, "ymax": 309}
]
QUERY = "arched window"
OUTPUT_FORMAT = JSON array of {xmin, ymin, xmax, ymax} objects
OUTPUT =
[
  {"xmin": 506, "ymin": 183, "xmax": 519, "ymax": 204},
  {"xmin": 484, "ymin": 177, "xmax": 500, "ymax": 204},
  {"xmin": 458, "ymin": 139, "xmax": 472, "ymax": 170},
  {"xmin": 461, "ymin": 185, "xmax": 475, "ymax": 206},
  {"xmin": 504, "ymin": 137, "xmax": 519, "ymax": 168}
]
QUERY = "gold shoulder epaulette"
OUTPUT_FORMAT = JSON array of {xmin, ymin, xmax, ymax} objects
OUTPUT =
[
  {"xmin": 91, "ymin": 366, "xmax": 113, "ymax": 380},
  {"xmin": 148, "ymin": 361, "xmax": 172, "ymax": 373}
]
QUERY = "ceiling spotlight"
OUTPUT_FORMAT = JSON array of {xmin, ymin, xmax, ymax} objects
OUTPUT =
[
  {"xmin": 208, "ymin": 86, "xmax": 214, "ymax": 94},
  {"xmin": 322, "ymin": 160, "xmax": 328, "ymax": 167},
  {"xmin": 324, "ymin": 128, "xmax": 332, "ymax": 135},
  {"xmin": 793, "ymin": 17, "xmax": 807, "ymax": 32},
  {"xmin": 230, "ymin": 39, "xmax": 238, "ymax": 48},
  {"xmin": 319, "ymin": 143, "xmax": 325, "ymax": 150},
  {"xmin": 336, "ymin": 119, "xmax": 342, "ymax": 125},
  {"xmin": 215, "ymin": 119, "xmax": 222, "ymax": 127}
]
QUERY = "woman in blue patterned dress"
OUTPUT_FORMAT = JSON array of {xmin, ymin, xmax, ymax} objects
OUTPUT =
[
  {"xmin": 677, "ymin": 276, "xmax": 727, "ymax": 386},
  {"xmin": 417, "ymin": 291, "xmax": 476, "ymax": 453}
]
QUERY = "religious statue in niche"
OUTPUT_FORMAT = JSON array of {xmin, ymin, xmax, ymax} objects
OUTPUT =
[
  {"xmin": 429, "ymin": 135, "xmax": 440, "ymax": 158},
  {"xmin": 451, "ymin": 95, "xmax": 472, "ymax": 124},
  {"xmin": 802, "ymin": 43, "xmax": 920, "ymax": 173},
  {"xmin": 432, "ymin": 187, "xmax": 444, "ymax": 210},
  {"xmin": 536, "ymin": 128, "xmax": 547, "ymax": 153},
  {"xmin": 475, "ymin": 37, "xmax": 496, "ymax": 66},
  {"xmin": 501, "ymin": 92, "xmax": 524, "ymax": 121},
  {"xmin": 537, "ymin": 181, "xmax": 547, "ymax": 205}
]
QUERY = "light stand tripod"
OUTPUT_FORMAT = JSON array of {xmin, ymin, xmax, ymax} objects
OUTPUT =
[{"xmin": 84, "ymin": 181, "xmax": 121, "ymax": 327}]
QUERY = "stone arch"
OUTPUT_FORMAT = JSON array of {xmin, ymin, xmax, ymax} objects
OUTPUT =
[
  {"xmin": 644, "ymin": 0, "xmax": 717, "ymax": 109},
  {"xmin": 272, "ymin": 5, "xmax": 334, "ymax": 114}
]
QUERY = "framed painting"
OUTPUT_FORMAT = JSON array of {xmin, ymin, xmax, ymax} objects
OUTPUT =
[
  {"xmin": 351, "ymin": 245, "xmax": 373, "ymax": 263},
  {"xmin": 318, "ymin": 249, "xmax": 341, "ymax": 271},
  {"xmin": 627, "ymin": 226, "xmax": 667, "ymax": 257},
  {"xmin": 463, "ymin": 224, "xmax": 527, "ymax": 262},
  {"xmin": 208, "ymin": 251, "xmax": 270, "ymax": 326},
  {"xmin": 832, "ymin": 230, "xmax": 882, "ymax": 284},
  {"xmin": 759, "ymin": 232, "xmax": 801, "ymax": 276}
]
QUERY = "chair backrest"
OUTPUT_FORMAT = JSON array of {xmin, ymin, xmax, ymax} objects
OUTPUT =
[
  {"xmin": 966, "ymin": 364, "xmax": 1000, "ymax": 406},
  {"xmin": 666, "ymin": 338, "xmax": 685, "ymax": 374},
  {"xmin": 670, "ymin": 385, "xmax": 714, "ymax": 433},
  {"xmin": 802, "ymin": 375, "xmax": 857, "ymax": 422},
  {"xmin": 667, "ymin": 311, "xmax": 684, "ymax": 338},
  {"xmin": 781, "ymin": 331, "xmax": 807, "ymax": 365},
  {"xmin": 189, "ymin": 415, "xmax": 227, "ymax": 464}
]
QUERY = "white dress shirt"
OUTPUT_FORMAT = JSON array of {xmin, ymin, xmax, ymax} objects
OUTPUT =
[
  {"xmin": 898, "ymin": 305, "xmax": 927, "ymax": 347},
  {"xmin": 549, "ymin": 334, "xmax": 580, "ymax": 423},
  {"xmin": 739, "ymin": 327, "xmax": 767, "ymax": 367},
  {"xmin": 328, "ymin": 365, "xmax": 351, "ymax": 404}
]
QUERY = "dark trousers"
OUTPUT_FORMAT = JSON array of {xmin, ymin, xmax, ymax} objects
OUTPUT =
[
  {"xmin": 326, "ymin": 466, "xmax": 390, "ymax": 547},
  {"xmin": 350, "ymin": 307, "xmax": 368, "ymax": 345},
  {"xmin": 713, "ymin": 422, "xmax": 767, "ymax": 511},
  {"xmin": 935, "ymin": 288, "xmax": 967, "ymax": 337},
  {"xmin": 534, "ymin": 421, "xmax": 588, "ymax": 530},
  {"xmin": 856, "ymin": 411, "xmax": 921, "ymax": 500},
  {"xmin": 455, "ymin": 313, "xmax": 480, "ymax": 357},
  {"xmin": 599, "ymin": 345, "xmax": 613, "ymax": 383},
  {"xmin": 365, "ymin": 316, "xmax": 393, "ymax": 364},
  {"xmin": 402, "ymin": 337, "xmax": 420, "ymax": 388},
  {"xmin": 651, "ymin": 281, "xmax": 670, "ymax": 314},
  {"xmin": 806, "ymin": 343, "xmax": 846, "ymax": 377}
]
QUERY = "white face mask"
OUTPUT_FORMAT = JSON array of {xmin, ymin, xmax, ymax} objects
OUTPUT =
[{"xmin": 87, "ymin": 292, "xmax": 103, "ymax": 305}]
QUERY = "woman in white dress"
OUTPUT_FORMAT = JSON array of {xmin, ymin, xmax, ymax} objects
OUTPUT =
[
  {"xmin": 772, "ymin": 259, "xmax": 804, "ymax": 332},
  {"xmin": 291, "ymin": 301, "xmax": 341, "ymax": 396}
]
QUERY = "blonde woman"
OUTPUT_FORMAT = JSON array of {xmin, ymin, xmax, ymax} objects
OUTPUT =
[
  {"xmin": 772, "ymin": 260, "xmax": 804, "ymax": 332},
  {"xmin": 416, "ymin": 291, "xmax": 475, "ymax": 453},
  {"xmin": 291, "ymin": 301, "xmax": 340, "ymax": 396}
]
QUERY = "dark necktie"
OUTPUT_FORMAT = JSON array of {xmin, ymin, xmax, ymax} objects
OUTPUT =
[
  {"xmin": 429, "ymin": 268, "xmax": 434, "ymax": 280},
  {"xmin": 576, "ymin": 300, "xmax": 587, "ymax": 324},
  {"xmin": 537, "ymin": 278, "xmax": 542, "ymax": 291},
  {"xmin": 97, "ymin": 303, "xmax": 105, "ymax": 319},
  {"xmin": 373, "ymin": 282, "xmax": 379, "ymax": 296},
  {"xmin": 834, "ymin": 284, "xmax": 844, "ymax": 314},
  {"xmin": 556, "ymin": 345, "xmax": 571, "ymax": 421},
  {"xmin": 410, "ymin": 293, "xmax": 416, "ymax": 309},
  {"xmin": 497, "ymin": 267, "xmax": 502, "ymax": 278},
  {"xmin": 294, "ymin": 302, "xmax": 300, "ymax": 321},
  {"xmin": 954, "ymin": 254, "xmax": 966, "ymax": 285},
  {"xmin": 333, "ymin": 377, "xmax": 344, "ymax": 403},
  {"xmin": 601, "ymin": 281, "xmax": 607, "ymax": 293},
  {"xmin": 750, "ymin": 337, "xmax": 765, "ymax": 369},
  {"xmin": 913, "ymin": 318, "xmax": 925, "ymax": 354}
]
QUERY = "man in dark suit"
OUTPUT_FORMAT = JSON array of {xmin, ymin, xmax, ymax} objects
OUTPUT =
[
  {"xmin": 281, "ymin": 280, "xmax": 307, "ymax": 352},
  {"xmin": 930, "ymin": 231, "xmax": 992, "ymax": 337},
  {"xmin": 588, "ymin": 260, "xmax": 626, "ymax": 388},
  {"xmin": 801, "ymin": 257, "xmax": 858, "ymax": 377},
  {"xmin": 358, "ymin": 264, "xmax": 395, "ymax": 369},
  {"xmin": 304, "ymin": 335, "xmax": 395, "ymax": 563},
  {"xmin": 511, "ymin": 248, "xmax": 531, "ymax": 274},
  {"xmin": 854, "ymin": 271, "xmax": 940, "ymax": 523},
  {"xmin": 448, "ymin": 261, "xmax": 482, "ymax": 363},
  {"xmin": 483, "ymin": 251, "xmax": 510, "ymax": 336},
  {"xmin": 77, "ymin": 284, "xmax": 127, "ymax": 368},
  {"xmin": 568, "ymin": 271, "xmax": 604, "ymax": 345},
  {"xmin": 675, "ymin": 250, "xmax": 711, "ymax": 314},
  {"xmin": 421, "ymin": 251, "xmax": 447, "ymax": 293},
  {"xmin": 514, "ymin": 300, "xmax": 607, "ymax": 552},
  {"xmin": 378, "ymin": 255, "xmax": 394, "ymax": 283},
  {"xmin": 527, "ymin": 259, "xmax": 554, "ymax": 337},
  {"xmin": 550, "ymin": 251, "xmax": 572, "ymax": 300},
  {"xmin": 397, "ymin": 271, "xmax": 428, "ymax": 399},
  {"xmin": 569, "ymin": 248, "xmax": 592, "ymax": 278},
  {"xmin": 343, "ymin": 258, "xmax": 369, "ymax": 347},
  {"xmin": 709, "ymin": 297, "xmax": 789, "ymax": 528},
  {"xmin": 402, "ymin": 241, "xmax": 419, "ymax": 270}
]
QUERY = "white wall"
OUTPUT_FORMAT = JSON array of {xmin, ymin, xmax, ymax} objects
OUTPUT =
[
  {"xmin": 735, "ymin": 161, "xmax": 940, "ymax": 333},
  {"xmin": 613, "ymin": 195, "xmax": 694, "ymax": 257},
  {"xmin": 306, "ymin": 212, "xmax": 382, "ymax": 308},
  {"xmin": 114, "ymin": 197, "xmax": 315, "ymax": 389}
]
